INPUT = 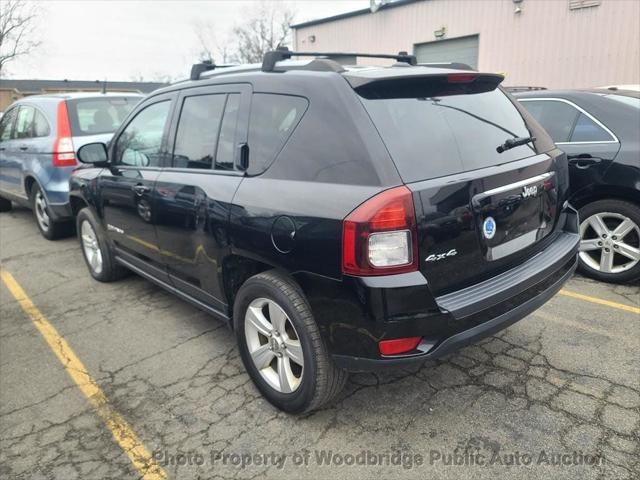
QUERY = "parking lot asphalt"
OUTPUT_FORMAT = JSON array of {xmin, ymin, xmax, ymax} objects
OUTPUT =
[{"xmin": 1, "ymin": 205, "xmax": 638, "ymax": 480}]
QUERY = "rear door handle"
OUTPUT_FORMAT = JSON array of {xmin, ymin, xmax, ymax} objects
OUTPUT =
[
  {"xmin": 133, "ymin": 184, "xmax": 151, "ymax": 196},
  {"xmin": 19, "ymin": 146, "xmax": 28, "ymax": 151}
]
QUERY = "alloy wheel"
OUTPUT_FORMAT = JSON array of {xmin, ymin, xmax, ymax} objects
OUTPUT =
[
  {"xmin": 579, "ymin": 212, "xmax": 640, "ymax": 274},
  {"xmin": 34, "ymin": 191, "xmax": 50, "ymax": 232},
  {"xmin": 244, "ymin": 298, "xmax": 304, "ymax": 393},
  {"xmin": 81, "ymin": 220, "xmax": 103, "ymax": 275}
]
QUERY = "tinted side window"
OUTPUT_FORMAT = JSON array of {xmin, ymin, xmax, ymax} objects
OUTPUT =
[
  {"xmin": 248, "ymin": 94, "xmax": 308, "ymax": 173},
  {"xmin": 216, "ymin": 94, "xmax": 241, "ymax": 171},
  {"xmin": 570, "ymin": 113, "xmax": 614, "ymax": 142},
  {"xmin": 173, "ymin": 94, "xmax": 226, "ymax": 169},
  {"xmin": 115, "ymin": 101, "xmax": 171, "ymax": 167},
  {"xmin": 520, "ymin": 100, "xmax": 579, "ymax": 143},
  {"xmin": 32, "ymin": 109, "xmax": 50, "ymax": 137},
  {"xmin": 15, "ymin": 106, "xmax": 35, "ymax": 140},
  {"xmin": 0, "ymin": 108, "xmax": 17, "ymax": 141}
]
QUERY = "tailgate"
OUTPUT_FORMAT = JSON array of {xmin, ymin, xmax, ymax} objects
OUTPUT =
[
  {"xmin": 355, "ymin": 69, "xmax": 566, "ymax": 295},
  {"xmin": 408, "ymin": 153, "xmax": 568, "ymax": 296},
  {"xmin": 472, "ymin": 171, "xmax": 556, "ymax": 261}
]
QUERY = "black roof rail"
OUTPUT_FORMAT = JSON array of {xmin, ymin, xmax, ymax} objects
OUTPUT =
[
  {"xmin": 418, "ymin": 62, "xmax": 474, "ymax": 71},
  {"xmin": 190, "ymin": 61, "xmax": 239, "ymax": 80},
  {"xmin": 262, "ymin": 47, "xmax": 417, "ymax": 72}
]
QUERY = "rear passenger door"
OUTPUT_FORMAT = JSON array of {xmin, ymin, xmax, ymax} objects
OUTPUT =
[
  {"xmin": 518, "ymin": 98, "xmax": 620, "ymax": 194},
  {"xmin": 0, "ymin": 105, "xmax": 51, "ymax": 198},
  {"xmin": 0, "ymin": 107, "xmax": 19, "ymax": 196},
  {"xmin": 154, "ymin": 84, "xmax": 251, "ymax": 313}
]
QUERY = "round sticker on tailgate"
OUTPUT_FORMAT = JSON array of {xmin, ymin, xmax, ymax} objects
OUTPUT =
[{"xmin": 483, "ymin": 216, "xmax": 496, "ymax": 239}]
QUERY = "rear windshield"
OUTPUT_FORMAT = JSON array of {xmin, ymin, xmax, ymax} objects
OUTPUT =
[
  {"xmin": 603, "ymin": 94, "xmax": 640, "ymax": 109},
  {"xmin": 359, "ymin": 86, "xmax": 536, "ymax": 182},
  {"xmin": 67, "ymin": 97, "xmax": 139, "ymax": 137}
]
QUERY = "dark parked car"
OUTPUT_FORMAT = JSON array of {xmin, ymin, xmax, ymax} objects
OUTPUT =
[
  {"xmin": 68, "ymin": 50, "xmax": 579, "ymax": 413},
  {"xmin": 515, "ymin": 90, "xmax": 640, "ymax": 283},
  {"xmin": 0, "ymin": 93, "xmax": 141, "ymax": 239}
]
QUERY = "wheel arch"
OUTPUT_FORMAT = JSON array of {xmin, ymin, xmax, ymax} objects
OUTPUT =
[
  {"xmin": 571, "ymin": 185, "xmax": 639, "ymax": 210},
  {"xmin": 69, "ymin": 194, "xmax": 89, "ymax": 217},
  {"xmin": 222, "ymin": 254, "xmax": 300, "ymax": 325},
  {"xmin": 24, "ymin": 175, "xmax": 43, "ymax": 199},
  {"xmin": 222, "ymin": 254, "xmax": 273, "ymax": 318}
]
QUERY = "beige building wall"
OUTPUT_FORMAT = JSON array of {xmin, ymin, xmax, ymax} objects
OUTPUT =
[{"xmin": 293, "ymin": 0, "xmax": 640, "ymax": 89}]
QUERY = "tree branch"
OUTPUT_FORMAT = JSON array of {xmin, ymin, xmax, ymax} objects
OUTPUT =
[{"xmin": 0, "ymin": 0, "xmax": 41, "ymax": 76}]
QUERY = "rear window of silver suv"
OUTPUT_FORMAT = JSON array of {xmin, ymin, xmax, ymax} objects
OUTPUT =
[{"xmin": 66, "ymin": 97, "xmax": 139, "ymax": 137}]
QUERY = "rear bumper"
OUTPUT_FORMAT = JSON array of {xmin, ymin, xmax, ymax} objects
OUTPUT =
[
  {"xmin": 333, "ymin": 255, "xmax": 576, "ymax": 370},
  {"xmin": 323, "ymin": 206, "xmax": 580, "ymax": 372}
]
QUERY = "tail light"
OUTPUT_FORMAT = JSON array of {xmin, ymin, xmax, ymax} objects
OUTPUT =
[
  {"xmin": 52, "ymin": 101, "xmax": 76, "ymax": 167},
  {"xmin": 342, "ymin": 186, "xmax": 419, "ymax": 276}
]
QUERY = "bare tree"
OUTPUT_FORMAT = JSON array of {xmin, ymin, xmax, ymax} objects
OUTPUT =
[
  {"xmin": 232, "ymin": 2, "xmax": 295, "ymax": 64},
  {"xmin": 194, "ymin": 21, "xmax": 235, "ymax": 64},
  {"xmin": 0, "ymin": 0, "xmax": 41, "ymax": 77}
]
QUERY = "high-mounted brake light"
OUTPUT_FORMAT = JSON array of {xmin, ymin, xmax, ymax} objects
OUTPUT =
[
  {"xmin": 447, "ymin": 73, "xmax": 478, "ymax": 84},
  {"xmin": 342, "ymin": 186, "xmax": 419, "ymax": 276},
  {"xmin": 52, "ymin": 101, "xmax": 76, "ymax": 167}
]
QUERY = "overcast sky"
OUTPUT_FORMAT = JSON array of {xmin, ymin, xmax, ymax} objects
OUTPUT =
[{"xmin": 5, "ymin": 0, "xmax": 368, "ymax": 81}]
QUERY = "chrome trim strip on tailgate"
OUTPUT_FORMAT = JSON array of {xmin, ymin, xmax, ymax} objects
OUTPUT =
[
  {"xmin": 480, "ymin": 172, "xmax": 553, "ymax": 197},
  {"xmin": 436, "ymin": 232, "xmax": 578, "ymax": 319}
]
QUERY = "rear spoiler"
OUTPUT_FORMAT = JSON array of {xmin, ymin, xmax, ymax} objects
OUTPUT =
[
  {"xmin": 417, "ymin": 62, "xmax": 474, "ymax": 71},
  {"xmin": 348, "ymin": 72, "xmax": 505, "ymax": 99}
]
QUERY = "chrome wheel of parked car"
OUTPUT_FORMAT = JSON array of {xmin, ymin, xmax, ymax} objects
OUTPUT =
[
  {"xmin": 244, "ymin": 297, "xmax": 304, "ymax": 394},
  {"xmin": 81, "ymin": 220, "xmax": 103, "ymax": 275},
  {"xmin": 34, "ymin": 190, "xmax": 50, "ymax": 232},
  {"xmin": 579, "ymin": 212, "xmax": 640, "ymax": 274}
]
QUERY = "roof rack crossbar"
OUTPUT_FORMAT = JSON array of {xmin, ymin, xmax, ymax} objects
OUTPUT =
[
  {"xmin": 190, "ymin": 61, "xmax": 239, "ymax": 80},
  {"xmin": 262, "ymin": 47, "xmax": 417, "ymax": 72}
]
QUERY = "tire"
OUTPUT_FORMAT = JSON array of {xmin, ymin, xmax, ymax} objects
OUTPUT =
[
  {"xmin": 0, "ymin": 196, "xmax": 12, "ymax": 212},
  {"xmin": 578, "ymin": 199, "xmax": 640, "ymax": 283},
  {"xmin": 30, "ymin": 184, "xmax": 72, "ymax": 240},
  {"xmin": 233, "ymin": 270, "xmax": 348, "ymax": 414},
  {"xmin": 76, "ymin": 207, "xmax": 129, "ymax": 282}
]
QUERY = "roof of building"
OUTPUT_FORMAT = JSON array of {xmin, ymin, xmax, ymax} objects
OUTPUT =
[
  {"xmin": 290, "ymin": 0, "xmax": 422, "ymax": 29},
  {"xmin": 16, "ymin": 91, "xmax": 144, "ymax": 102},
  {"xmin": 0, "ymin": 79, "xmax": 166, "ymax": 93}
]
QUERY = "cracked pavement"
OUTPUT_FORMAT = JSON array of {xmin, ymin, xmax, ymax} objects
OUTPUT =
[{"xmin": 1, "ymin": 206, "xmax": 639, "ymax": 480}]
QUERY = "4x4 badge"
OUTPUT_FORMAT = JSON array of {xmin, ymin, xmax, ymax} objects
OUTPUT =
[
  {"xmin": 425, "ymin": 249, "xmax": 458, "ymax": 262},
  {"xmin": 107, "ymin": 224, "xmax": 124, "ymax": 234}
]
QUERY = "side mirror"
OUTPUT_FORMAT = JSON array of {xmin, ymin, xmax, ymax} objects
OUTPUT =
[{"xmin": 77, "ymin": 143, "xmax": 109, "ymax": 165}]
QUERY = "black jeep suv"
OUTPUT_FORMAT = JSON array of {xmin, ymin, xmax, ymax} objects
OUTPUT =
[{"xmin": 69, "ymin": 50, "xmax": 579, "ymax": 413}]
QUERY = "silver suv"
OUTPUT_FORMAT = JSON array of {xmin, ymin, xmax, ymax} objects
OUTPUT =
[{"xmin": 0, "ymin": 93, "xmax": 141, "ymax": 239}]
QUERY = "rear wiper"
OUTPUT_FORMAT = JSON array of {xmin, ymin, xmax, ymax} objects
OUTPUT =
[{"xmin": 496, "ymin": 136, "xmax": 536, "ymax": 153}]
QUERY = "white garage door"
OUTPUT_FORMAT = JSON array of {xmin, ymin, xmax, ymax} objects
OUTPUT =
[{"xmin": 414, "ymin": 35, "xmax": 479, "ymax": 69}]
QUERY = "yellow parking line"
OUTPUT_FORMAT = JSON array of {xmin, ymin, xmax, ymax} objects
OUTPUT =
[
  {"xmin": 559, "ymin": 289, "xmax": 640, "ymax": 315},
  {"xmin": 0, "ymin": 269, "xmax": 167, "ymax": 480}
]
